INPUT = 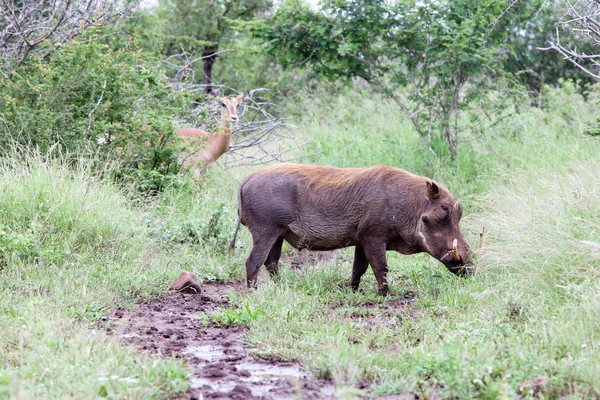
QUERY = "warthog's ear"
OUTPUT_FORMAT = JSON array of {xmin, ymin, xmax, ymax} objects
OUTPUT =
[{"xmin": 426, "ymin": 181, "xmax": 439, "ymax": 200}]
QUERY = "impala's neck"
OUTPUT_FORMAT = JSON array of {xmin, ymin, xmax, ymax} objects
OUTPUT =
[
  {"xmin": 210, "ymin": 114, "xmax": 234, "ymax": 156},
  {"xmin": 218, "ymin": 117, "xmax": 233, "ymax": 136}
]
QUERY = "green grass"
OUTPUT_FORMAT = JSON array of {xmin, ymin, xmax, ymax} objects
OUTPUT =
[
  {"xmin": 0, "ymin": 151, "xmax": 190, "ymax": 399},
  {"xmin": 234, "ymin": 159, "xmax": 600, "ymax": 398},
  {"xmin": 2, "ymin": 83, "xmax": 600, "ymax": 399},
  {"xmin": 0, "ymin": 150, "xmax": 250, "ymax": 399},
  {"xmin": 221, "ymin": 85, "xmax": 600, "ymax": 399}
]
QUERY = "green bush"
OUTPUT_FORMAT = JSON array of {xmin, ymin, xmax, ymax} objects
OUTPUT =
[
  {"xmin": 0, "ymin": 226, "xmax": 40, "ymax": 267},
  {"xmin": 0, "ymin": 33, "xmax": 194, "ymax": 192},
  {"xmin": 146, "ymin": 202, "xmax": 234, "ymax": 252}
]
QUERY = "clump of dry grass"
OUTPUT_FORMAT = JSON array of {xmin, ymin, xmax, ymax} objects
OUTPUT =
[{"xmin": 467, "ymin": 160, "xmax": 600, "ymax": 286}]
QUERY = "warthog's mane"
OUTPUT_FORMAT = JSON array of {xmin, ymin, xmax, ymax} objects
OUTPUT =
[{"xmin": 252, "ymin": 163, "xmax": 430, "ymax": 190}]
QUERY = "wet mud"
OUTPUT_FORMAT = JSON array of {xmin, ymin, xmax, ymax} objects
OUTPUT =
[{"xmin": 104, "ymin": 281, "xmax": 336, "ymax": 399}]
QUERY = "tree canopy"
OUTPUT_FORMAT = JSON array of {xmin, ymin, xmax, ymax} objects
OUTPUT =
[{"xmin": 248, "ymin": 0, "xmax": 544, "ymax": 156}]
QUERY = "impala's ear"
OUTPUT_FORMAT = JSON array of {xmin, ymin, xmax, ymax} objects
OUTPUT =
[{"xmin": 235, "ymin": 93, "xmax": 245, "ymax": 103}]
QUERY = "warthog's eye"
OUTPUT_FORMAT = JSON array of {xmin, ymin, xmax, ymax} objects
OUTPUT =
[{"xmin": 441, "ymin": 205, "xmax": 450, "ymax": 214}]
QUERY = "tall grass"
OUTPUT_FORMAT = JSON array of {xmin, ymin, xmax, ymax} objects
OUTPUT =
[
  {"xmin": 226, "ymin": 84, "xmax": 600, "ymax": 398},
  {"xmin": 295, "ymin": 81, "xmax": 598, "ymax": 201},
  {"xmin": 0, "ymin": 149, "xmax": 189, "ymax": 399},
  {"xmin": 470, "ymin": 161, "xmax": 600, "ymax": 284}
]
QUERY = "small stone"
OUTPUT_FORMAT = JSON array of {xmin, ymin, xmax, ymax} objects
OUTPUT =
[
  {"xmin": 189, "ymin": 388, "xmax": 201, "ymax": 400},
  {"xmin": 170, "ymin": 271, "xmax": 202, "ymax": 294}
]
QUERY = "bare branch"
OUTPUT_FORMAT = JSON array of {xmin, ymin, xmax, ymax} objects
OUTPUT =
[
  {"xmin": 540, "ymin": 0, "xmax": 600, "ymax": 79},
  {"xmin": 539, "ymin": 41, "xmax": 600, "ymax": 79},
  {"xmin": 0, "ymin": 0, "xmax": 141, "ymax": 75},
  {"xmin": 165, "ymin": 53, "xmax": 313, "ymax": 167}
]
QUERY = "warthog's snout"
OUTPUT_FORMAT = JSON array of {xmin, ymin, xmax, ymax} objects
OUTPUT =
[{"xmin": 440, "ymin": 238, "xmax": 473, "ymax": 276}]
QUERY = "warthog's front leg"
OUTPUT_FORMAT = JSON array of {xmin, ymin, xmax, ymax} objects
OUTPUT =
[{"xmin": 362, "ymin": 240, "xmax": 389, "ymax": 296}]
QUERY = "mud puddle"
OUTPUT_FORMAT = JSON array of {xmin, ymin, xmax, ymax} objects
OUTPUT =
[{"xmin": 104, "ymin": 281, "xmax": 335, "ymax": 399}]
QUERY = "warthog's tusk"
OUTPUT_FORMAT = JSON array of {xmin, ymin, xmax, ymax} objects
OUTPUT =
[{"xmin": 452, "ymin": 239, "xmax": 460, "ymax": 262}]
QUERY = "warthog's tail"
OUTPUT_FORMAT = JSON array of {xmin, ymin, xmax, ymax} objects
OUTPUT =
[
  {"xmin": 228, "ymin": 208, "xmax": 241, "ymax": 257},
  {"xmin": 229, "ymin": 176, "xmax": 250, "ymax": 257}
]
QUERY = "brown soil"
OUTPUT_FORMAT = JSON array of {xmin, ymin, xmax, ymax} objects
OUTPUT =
[
  {"xmin": 104, "ymin": 281, "xmax": 336, "ymax": 400},
  {"xmin": 350, "ymin": 291, "xmax": 418, "ymax": 329}
]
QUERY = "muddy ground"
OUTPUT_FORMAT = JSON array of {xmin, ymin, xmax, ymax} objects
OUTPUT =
[
  {"xmin": 105, "ymin": 280, "xmax": 339, "ymax": 399},
  {"xmin": 103, "ymin": 251, "xmax": 418, "ymax": 400}
]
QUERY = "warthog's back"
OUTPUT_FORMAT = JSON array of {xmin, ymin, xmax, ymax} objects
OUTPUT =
[{"xmin": 239, "ymin": 163, "xmax": 428, "ymax": 250}]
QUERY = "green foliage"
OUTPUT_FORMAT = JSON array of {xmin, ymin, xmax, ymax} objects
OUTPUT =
[
  {"xmin": 0, "ymin": 226, "xmax": 40, "ymax": 266},
  {"xmin": 212, "ymin": 35, "xmax": 311, "ymax": 95},
  {"xmin": 152, "ymin": 0, "xmax": 273, "ymax": 91},
  {"xmin": 157, "ymin": 0, "xmax": 271, "ymax": 52},
  {"xmin": 211, "ymin": 300, "xmax": 265, "ymax": 326},
  {"xmin": 146, "ymin": 202, "xmax": 234, "ymax": 252},
  {"xmin": 0, "ymin": 33, "xmax": 193, "ymax": 192},
  {"xmin": 248, "ymin": 0, "xmax": 541, "ymax": 157}
]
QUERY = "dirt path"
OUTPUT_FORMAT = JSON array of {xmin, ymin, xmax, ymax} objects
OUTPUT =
[{"xmin": 104, "ymin": 281, "xmax": 336, "ymax": 400}]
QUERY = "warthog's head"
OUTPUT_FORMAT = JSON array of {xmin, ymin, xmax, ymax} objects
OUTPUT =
[{"xmin": 417, "ymin": 181, "xmax": 472, "ymax": 275}]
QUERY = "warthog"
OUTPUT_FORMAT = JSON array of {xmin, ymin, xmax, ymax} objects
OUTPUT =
[{"xmin": 229, "ymin": 163, "xmax": 472, "ymax": 295}]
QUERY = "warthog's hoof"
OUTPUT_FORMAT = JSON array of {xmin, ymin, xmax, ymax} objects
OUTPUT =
[{"xmin": 170, "ymin": 271, "xmax": 202, "ymax": 294}]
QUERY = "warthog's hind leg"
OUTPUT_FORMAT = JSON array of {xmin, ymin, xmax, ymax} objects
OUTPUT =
[
  {"xmin": 350, "ymin": 245, "xmax": 369, "ymax": 291},
  {"xmin": 264, "ymin": 237, "xmax": 284, "ymax": 279},
  {"xmin": 245, "ymin": 233, "xmax": 280, "ymax": 289}
]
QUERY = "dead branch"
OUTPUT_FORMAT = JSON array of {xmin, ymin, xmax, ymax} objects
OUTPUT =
[
  {"xmin": 539, "ymin": 0, "xmax": 600, "ymax": 80},
  {"xmin": 166, "ymin": 53, "xmax": 313, "ymax": 167},
  {"xmin": 0, "ymin": 0, "xmax": 140, "ymax": 75},
  {"xmin": 220, "ymin": 86, "xmax": 315, "ymax": 167}
]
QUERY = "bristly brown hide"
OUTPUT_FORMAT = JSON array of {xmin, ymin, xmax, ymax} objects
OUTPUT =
[
  {"xmin": 231, "ymin": 163, "xmax": 472, "ymax": 295},
  {"xmin": 253, "ymin": 163, "xmax": 432, "ymax": 190}
]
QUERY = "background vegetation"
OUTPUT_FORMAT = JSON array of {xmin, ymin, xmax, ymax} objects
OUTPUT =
[{"xmin": 0, "ymin": 0, "xmax": 599, "ymax": 399}]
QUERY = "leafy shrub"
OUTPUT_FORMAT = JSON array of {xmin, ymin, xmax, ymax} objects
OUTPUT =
[
  {"xmin": 146, "ymin": 203, "xmax": 234, "ymax": 251},
  {"xmin": 0, "ymin": 33, "xmax": 195, "ymax": 192},
  {"xmin": 0, "ymin": 226, "xmax": 40, "ymax": 267},
  {"xmin": 209, "ymin": 301, "xmax": 264, "ymax": 326}
]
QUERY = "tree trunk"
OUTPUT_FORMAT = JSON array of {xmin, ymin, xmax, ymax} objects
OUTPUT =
[{"xmin": 202, "ymin": 44, "xmax": 219, "ymax": 94}]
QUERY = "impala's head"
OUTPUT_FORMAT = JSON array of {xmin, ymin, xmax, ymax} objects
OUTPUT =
[
  {"xmin": 215, "ymin": 94, "xmax": 244, "ymax": 123},
  {"xmin": 416, "ymin": 181, "xmax": 472, "ymax": 276}
]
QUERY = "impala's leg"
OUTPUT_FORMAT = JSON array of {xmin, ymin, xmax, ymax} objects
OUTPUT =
[
  {"xmin": 198, "ymin": 165, "xmax": 209, "ymax": 177},
  {"xmin": 264, "ymin": 236, "xmax": 284, "ymax": 279},
  {"xmin": 361, "ymin": 240, "xmax": 390, "ymax": 296},
  {"xmin": 350, "ymin": 245, "xmax": 369, "ymax": 291},
  {"xmin": 245, "ymin": 232, "xmax": 280, "ymax": 289}
]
